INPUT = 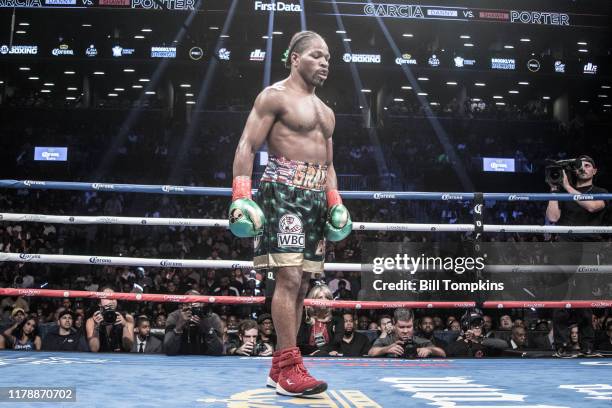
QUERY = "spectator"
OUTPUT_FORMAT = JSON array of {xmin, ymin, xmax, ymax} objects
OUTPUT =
[
  {"xmin": 509, "ymin": 326, "xmax": 527, "ymax": 350},
  {"xmin": 368, "ymin": 308, "xmax": 445, "ymax": 358},
  {"xmin": 3, "ymin": 315, "xmax": 41, "ymax": 351},
  {"xmin": 132, "ymin": 316, "xmax": 163, "ymax": 353},
  {"xmin": 482, "ymin": 315, "xmax": 494, "ymax": 338},
  {"xmin": 41, "ymin": 310, "xmax": 88, "ymax": 352},
  {"xmin": 213, "ymin": 276, "xmax": 240, "ymax": 297},
  {"xmin": 229, "ymin": 319, "xmax": 273, "ymax": 356},
  {"xmin": 499, "ymin": 315, "xmax": 513, "ymax": 330},
  {"xmin": 329, "ymin": 313, "xmax": 371, "ymax": 357},
  {"xmin": 85, "ymin": 287, "xmax": 135, "ymax": 352},
  {"xmin": 257, "ymin": 313, "xmax": 276, "ymax": 351},
  {"xmin": 154, "ymin": 313, "xmax": 167, "ymax": 330},
  {"xmin": 416, "ymin": 315, "xmax": 447, "ymax": 350},
  {"xmin": 163, "ymin": 291, "xmax": 223, "ymax": 356},
  {"xmin": 332, "ymin": 280, "xmax": 352, "ymax": 300},
  {"xmin": 357, "ymin": 315, "xmax": 371, "ymax": 331},
  {"xmin": 595, "ymin": 321, "xmax": 612, "ymax": 352},
  {"xmin": 377, "ymin": 315, "xmax": 393, "ymax": 339},
  {"xmin": 446, "ymin": 316, "xmax": 507, "ymax": 358},
  {"xmin": 297, "ymin": 284, "xmax": 341, "ymax": 356}
]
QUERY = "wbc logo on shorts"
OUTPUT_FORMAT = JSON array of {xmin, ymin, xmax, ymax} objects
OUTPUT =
[{"xmin": 277, "ymin": 214, "xmax": 305, "ymax": 248}]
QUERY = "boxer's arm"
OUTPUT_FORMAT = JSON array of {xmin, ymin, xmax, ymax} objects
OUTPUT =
[{"xmin": 232, "ymin": 89, "xmax": 279, "ymax": 178}]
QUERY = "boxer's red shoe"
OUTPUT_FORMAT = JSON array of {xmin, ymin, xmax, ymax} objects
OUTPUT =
[
  {"xmin": 276, "ymin": 347, "xmax": 327, "ymax": 396},
  {"xmin": 266, "ymin": 350, "xmax": 282, "ymax": 388}
]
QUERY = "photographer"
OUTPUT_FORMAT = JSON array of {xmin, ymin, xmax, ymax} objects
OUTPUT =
[
  {"xmin": 229, "ymin": 319, "xmax": 273, "ymax": 356},
  {"xmin": 545, "ymin": 155, "xmax": 606, "ymax": 356},
  {"xmin": 546, "ymin": 155, "xmax": 607, "ymax": 241},
  {"xmin": 446, "ymin": 310, "xmax": 508, "ymax": 358},
  {"xmin": 85, "ymin": 287, "xmax": 134, "ymax": 352},
  {"xmin": 163, "ymin": 290, "xmax": 223, "ymax": 356},
  {"xmin": 368, "ymin": 308, "xmax": 445, "ymax": 358}
]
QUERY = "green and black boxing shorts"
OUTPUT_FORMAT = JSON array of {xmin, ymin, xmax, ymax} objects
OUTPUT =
[{"xmin": 253, "ymin": 155, "xmax": 328, "ymax": 274}]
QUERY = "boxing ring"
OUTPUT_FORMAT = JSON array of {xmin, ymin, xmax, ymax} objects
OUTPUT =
[{"xmin": 0, "ymin": 179, "xmax": 611, "ymax": 407}]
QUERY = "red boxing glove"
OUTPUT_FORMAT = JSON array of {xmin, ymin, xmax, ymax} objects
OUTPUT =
[
  {"xmin": 232, "ymin": 176, "xmax": 252, "ymax": 201},
  {"xmin": 326, "ymin": 189, "xmax": 342, "ymax": 208}
]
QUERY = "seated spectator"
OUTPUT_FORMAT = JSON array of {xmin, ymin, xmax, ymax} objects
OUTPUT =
[
  {"xmin": 41, "ymin": 310, "xmax": 89, "ymax": 352},
  {"xmin": 297, "ymin": 284, "xmax": 342, "ymax": 356},
  {"xmin": 257, "ymin": 313, "xmax": 276, "ymax": 351},
  {"xmin": 596, "ymin": 321, "xmax": 612, "ymax": 352},
  {"xmin": 332, "ymin": 280, "xmax": 352, "ymax": 300},
  {"xmin": 499, "ymin": 315, "xmax": 513, "ymax": 330},
  {"xmin": 154, "ymin": 313, "xmax": 167, "ymax": 330},
  {"xmin": 532, "ymin": 326, "xmax": 555, "ymax": 351},
  {"xmin": 329, "ymin": 313, "xmax": 371, "ymax": 357},
  {"xmin": 377, "ymin": 315, "xmax": 393, "ymax": 339},
  {"xmin": 213, "ymin": 276, "xmax": 240, "ymax": 297},
  {"xmin": 228, "ymin": 319, "xmax": 273, "ymax": 356},
  {"xmin": 416, "ymin": 315, "xmax": 447, "ymax": 350},
  {"xmin": 3, "ymin": 314, "xmax": 41, "ymax": 351},
  {"xmin": 85, "ymin": 287, "xmax": 135, "ymax": 352},
  {"xmin": 568, "ymin": 324, "xmax": 582, "ymax": 353},
  {"xmin": 131, "ymin": 316, "xmax": 162, "ymax": 354},
  {"xmin": 508, "ymin": 326, "xmax": 528, "ymax": 350},
  {"xmin": 368, "ymin": 308, "xmax": 445, "ymax": 358},
  {"xmin": 163, "ymin": 291, "xmax": 223, "ymax": 356},
  {"xmin": 482, "ymin": 315, "xmax": 494, "ymax": 338},
  {"xmin": 357, "ymin": 315, "xmax": 371, "ymax": 331}
]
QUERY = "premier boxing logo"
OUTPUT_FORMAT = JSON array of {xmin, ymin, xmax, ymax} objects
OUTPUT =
[{"xmin": 277, "ymin": 214, "xmax": 304, "ymax": 248}]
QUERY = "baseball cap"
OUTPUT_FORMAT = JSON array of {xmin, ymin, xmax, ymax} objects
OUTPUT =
[
  {"xmin": 11, "ymin": 307, "xmax": 25, "ymax": 317},
  {"xmin": 57, "ymin": 309, "xmax": 74, "ymax": 320},
  {"xmin": 578, "ymin": 155, "xmax": 596, "ymax": 167}
]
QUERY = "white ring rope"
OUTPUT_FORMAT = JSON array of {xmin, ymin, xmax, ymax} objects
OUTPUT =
[
  {"xmin": 1, "ymin": 213, "xmax": 612, "ymax": 234},
  {"xmin": 0, "ymin": 253, "xmax": 609, "ymax": 274}
]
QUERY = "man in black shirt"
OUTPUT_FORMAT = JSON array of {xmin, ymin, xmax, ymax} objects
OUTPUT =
[
  {"xmin": 415, "ymin": 315, "xmax": 447, "ymax": 350},
  {"xmin": 42, "ymin": 310, "xmax": 89, "ymax": 352},
  {"xmin": 545, "ymin": 155, "xmax": 607, "ymax": 355},
  {"xmin": 328, "ymin": 313, "xmax": 371, "ymax": 357}
]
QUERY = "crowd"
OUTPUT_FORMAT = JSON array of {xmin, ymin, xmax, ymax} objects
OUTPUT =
[{"xmin": 1, "ymin": 283, "xmax": 611, "ymax": 357}]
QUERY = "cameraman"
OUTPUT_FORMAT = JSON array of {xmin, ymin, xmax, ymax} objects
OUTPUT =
[
  {"xmin": 546, "ymin": 155, "xmax": 607, "ymax": 241},
  {"xmin": 163, "ymin": 290, "xmax": 223, "ymax": 356},
  {"xmin": 85, "ymin": 287, "xmax": 134, "ymax": 352},
  {"xmin": 229, "ymin": 319, "xmax": 273, "ymax": 356},
  {"xmin": 545, "ymin": 155, "xmax": 606, "ymax": 355},
  {"xmin": 368, "ymin": 308, "xmax": 445, "ymax": 358}
]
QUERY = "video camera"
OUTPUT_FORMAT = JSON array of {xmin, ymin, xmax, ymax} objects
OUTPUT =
[{"xmin": 545, "ymin": 158, "xmax": 583, "ymax": 187}]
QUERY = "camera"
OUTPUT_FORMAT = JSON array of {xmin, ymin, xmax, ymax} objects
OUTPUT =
[
  {"xmin": 545, "ymin": 158, "xmax": 582, "ymax": 187},
  {"xmin": 314, "ymin": 332, "xmax": 327, "ymax": 348},
  {"xmin": 100, "ymin": 305, "xmax": 117, "ymax": 325},
  {"xmin": 252, "ymin": 342, "xmax": 267, "ymax": 356},
  {"xmin": 402, "ymin": 338, "xmax": 418, "ymax": 358},
  {"xmin": 461, "ymin": 308, "xmax": 484, "ymax": 332}
]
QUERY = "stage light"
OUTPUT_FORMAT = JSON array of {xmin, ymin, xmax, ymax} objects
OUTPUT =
[
  {"xmin": 402, "ymin": 33, "xmax": 413, "ymax": 37},
  {"xmin": 16, "ymin": 31, "xmax": 26, "ymax": 34},
  {"xmin": 93, "ymin": 71, "xmax": 105, "ymax": 75},
  {"xmin": 509, "ymin": 90, "xmax": 519, "ymax": 94},
  {"xmin": 336, "ymin": 30, "xmax": 346, "ymax": 34},
  {"xmin": 134, "ymin": 35, "xmax": 145, "ymax": 39},
  {"xmin": 272, "ymin": 31, "xmax": 283, "ymax": 35},
  {"xmin": 464, "ymin": 43, "xmax": 474, "ymax": 47},
  {"xmin": 28, "ymin": 77, "xmax": 39, "ymax": 80},
  {"xmin": 577, "ymin": 41, "xmax": 587, "ymax": 45},
  {"xmin": 401, "ymin": 86, "xmax": 412, "ymax": 90},
  {"xmin": 520, "ymin": 38, "xmax": 530, "ymax": 42},
  {"xmin": 579, "ymin": 100, "xmax": 589, "ymax": 103},
  {"xmin": 64, "ymin": 71, "xmax": 76, "ymax": 75},
  {"xmin": 518, "ymin": 81, "xmax": 529, "ymax": 85},
  {"xmin": 66, "ymin": 96, "xmax": 76, "ymax": 100},
  {"xmin": 132, "ymin": 85, "xmax": 143, "ymax": 89},
  {"xmin": 145, "ymin": 91, "xmax": 156, "ymax": 95},
  {"xmin": 19, "ymin": 67, "xmax": 30, "ymax": 71},
  {"xmin": 460, "ymin": 35, "xmax": 470, "ymax": 39},
  {"xmin": 393, "ymin": 98, "xmax": 404, "ymax": 102},
  {"xmin": 114, "ymin": 88, "xmax": 125, "ymax": 91},
  {"xmin": 361, "ymin": 89, "xmax": 371, "ymax": 93},
  {"xmin": 186, "ymin": 101, "xmax": 196, "ymax": 104},
  {"xmin": 180, "ymin": 84, "xmax": 191, "ymax": 88},
  {"xmin": 41, "ymin": 89, "xmax": 51, "ymax": 93},
  {"xmin": 108, "ymin": 93, "xmax": 118, "ymax": 97},
  {"xmin": 475, "ymin": 82, "xmax": 486, "ymax": 87},
  {"xmin": 139, "ymin": 78, "xmax": 150, "ymax": 82},
  {"xmin": 495, "ymin": 102, "xmax": 506, "ymax": 106},
  {"xmin": 597, "ymin": 95, "xmax": 607, "ymax": 98},
  {"xmin": 601, "ymin": 85, "xmax": 610, "ymax": 89},
  {"xmin": 209, "ymin": 26, "xmax": 219, "ymax": 30},
  {"xmin": 67, "ymin": 87, "xmax": 77, "ymax": 91},
  {"xmin": 186, "ymin": 93, "xmax": 194, "ymax": 97},
  {"xmin": 504, "ymin": 45, "xmax": 514, "ymax": 49},
  {"xmin": 141, "ymin": 28, "xmax": 152, "ymax": 32},
  {"xmin": 343, "ymin": 38, "xmax": 352, "ymax": 42},
  {"xmin": 82, "ymin": 24, "xmax": 92, "ymax": 27},
  {"xmin": 446, "ymin": 82, "xmax": 457, "ymax": 85},
  {"xmin": 19, "ymin": 22, "xmax": 29, "ymax": 26},
  {"xmin": 542, "ymin": 96, "xmax": 551, "ymax": 100},
  {"xmin": 417, "ymin": 92, "xmax": 428, "ymax": 96},
  {"xmin": 417, "ymin": 77, "xmax": 429, "ymax": 81},
  {"xmin": 493, "ymin": 96, "xmax": 503, "ymax": 99},
  {"xmin": 43, "ymin": 83, "xmax": 54, "ymax": 86},
  {"xmin": 430, "ymin": 102, "xmax": 439, "ymax": 106},
  {"xmin": 123, "ymin": 68, "xmax": 135, "ymax": 73}
]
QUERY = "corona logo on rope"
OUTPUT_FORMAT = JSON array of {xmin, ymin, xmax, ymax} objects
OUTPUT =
[
  {"xmin": 163, "ymin": 295, "xmax": 186, "ymax": 302},
  {"xmin": 573, "ymin": 194, "xmax": 594, "ymax": 201},
  {"xmin": 160, "ymin": 260, "xmax": 183, "ymax": 268},
  {"xmin": 94, "ymin": 291, "xmax": 111, "ymax": 299},
  {"xmin": 23, "ymin": 180, "xmax": 46, "ymax": 187},
  {"xmin": 97, "ymin": 217, "xmax": 119, "ymax": 224},
  {"xmin": 19, "ymin": 253, "xmax": 41, "ymax": 260},
  {"xmin": 508, "ymin": 194, "xmax": 530, "ymax": 201},
  {"xmin": 91, "ymin": 183, "xmax": 115, "ymax": 190},
  {"xmin": 373, "ymin": 193, "xmax": 396, "ymax": 199},
  {"xmin": 161, "ymin": 185, "xmax": 185, "ymax": 193},
  {"xmin": 89, "ymin": 256, "xmax": 112, "ymax": 264},
  {"xmin": 18, "ymin": 289, "xmax": 42, "ymax": 297},
  {"xmin": 441, "ymin": 194, "xmax": 464, "ymax": 200}
]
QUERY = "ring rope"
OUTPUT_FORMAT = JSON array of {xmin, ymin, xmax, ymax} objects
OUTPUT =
[
  {"xmin": 2, "ymin": 213, "xmax": 612, "ymax": 234},
  {"xmin": 0, "ymin": 288, "xmax": 608, "ymax": 309},
  {"xmin": 1, "ymin": 253, "xmax": 610, "ymax": 274},
  {"xmin": 1, "ymin": 180, "xmax": 611, "ymax": 201}
]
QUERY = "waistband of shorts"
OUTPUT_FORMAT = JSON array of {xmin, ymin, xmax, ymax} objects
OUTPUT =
[{"xmin": 260, "ymin": 155, "xmax": 328, "ymax": 190}]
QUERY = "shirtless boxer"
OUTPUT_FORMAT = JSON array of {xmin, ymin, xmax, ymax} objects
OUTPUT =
[{"xmin": 229, "ymin": 31, "xmax": 352, "ymax": 396}]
